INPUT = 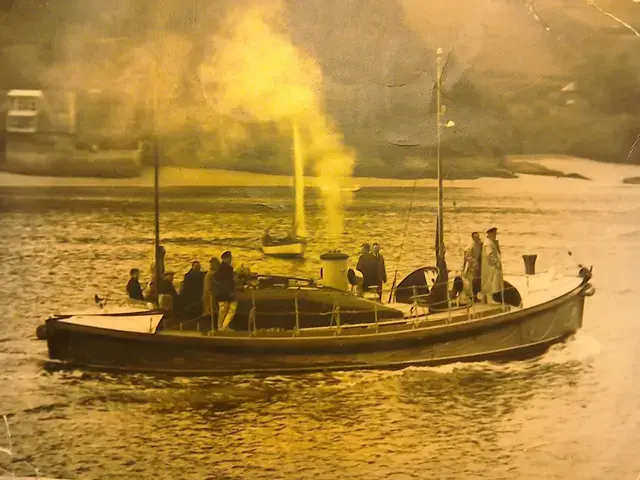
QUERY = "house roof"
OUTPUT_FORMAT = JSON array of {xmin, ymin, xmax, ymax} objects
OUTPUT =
[{"xmin": 7, "ymin": 90, "xmax": 43, "ymax": 97}]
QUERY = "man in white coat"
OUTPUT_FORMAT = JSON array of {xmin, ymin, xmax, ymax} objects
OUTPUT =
[
  {"xmin": 481, "ymin": 227, "xmax": 504, "ymax": 304},
  {"xmin": 462, "ymin": 232, "xmax": 483, "ymax": 300}
]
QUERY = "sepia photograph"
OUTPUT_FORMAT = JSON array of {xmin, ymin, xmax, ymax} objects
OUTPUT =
[{"xmin": 0, "ymin": 0, "xmax": 638, "ymax": 478}]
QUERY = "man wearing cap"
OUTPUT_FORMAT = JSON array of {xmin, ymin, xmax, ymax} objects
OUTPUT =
[
  {"xmin": 481, "ymin": 227, "xmax": 504, "ymax": 304},
  {"xmin": 213, "ymin": 251, "xmax": 237, "ymax": 330}
]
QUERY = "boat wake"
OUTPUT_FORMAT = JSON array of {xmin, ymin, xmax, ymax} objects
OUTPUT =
[
  {"xmin": 535, "ymin": 331, "xmax": 600, "ymax": 364},
  {"xmin": 310, "ymin": 331, "xmax": 602, "ymax": 389}
]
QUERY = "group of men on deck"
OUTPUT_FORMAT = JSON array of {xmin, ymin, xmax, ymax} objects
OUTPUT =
[
  {"xmin": 124, "ymin": 227, "xmax": 503, "ymax": 322},
  {"xmin": 461, "ymin": 227, "xmax": 504, "ymax": 304},
  {"xmin": 125, "ymin": 246, "xmax": 239, "ymax": 331},
  {"xmin": 352, "ymin": 228, "xmax": 504, "ymax": 304}
]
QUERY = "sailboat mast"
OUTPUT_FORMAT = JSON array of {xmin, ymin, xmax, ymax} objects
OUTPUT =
[
  {"xmin": 292, "ymin": 119, "xmax": 306, "ymax": 238},
  {"xmin": 153, "ymin": 125, "xmax": 160, "ymax": 283},
  {"xmin": 436, "ymin": 47, "xmax": 444, "ymax": 262},
  {"xmin": 150, "ymin": 54, "xmax": 161, "ymax": 290}
]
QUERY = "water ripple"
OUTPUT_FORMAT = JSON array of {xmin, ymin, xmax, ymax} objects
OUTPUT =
[{"xmin": 0, "ymin": 184, "xmax": 638, "ymax": 479}]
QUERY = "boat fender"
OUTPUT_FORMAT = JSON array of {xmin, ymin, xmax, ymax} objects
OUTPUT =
[
  {"xmin": 580, "ymin": 284, "xmax": 595, "ymax": 297},
  {"xmin": 35, "ymin": 324, "xmax": 48, "ymax": 340}
]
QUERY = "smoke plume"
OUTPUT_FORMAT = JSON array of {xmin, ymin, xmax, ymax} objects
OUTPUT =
[{"xmin": 199, "ymin": 0, "xmax": 356, "ymax": 236}]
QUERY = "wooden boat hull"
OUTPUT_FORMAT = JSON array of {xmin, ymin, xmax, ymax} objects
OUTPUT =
[
  {"xmin": 40, "ymin": 278, "xmax": 593, "ymax": 376},
  {"xmin": 262, "ymin": 241, "xmax": 305, "ymax": 257}
]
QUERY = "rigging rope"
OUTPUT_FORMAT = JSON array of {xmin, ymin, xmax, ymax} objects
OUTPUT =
[
  {"xmin": 388, "ymin": 48, "xmax": 461, "ymax": 302},
  {"xmin": 387, "ymin": 172, "xmax": 423, "ymax": 302}
]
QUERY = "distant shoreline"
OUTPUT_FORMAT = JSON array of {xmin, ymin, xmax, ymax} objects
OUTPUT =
[{"xmin": 0, "ymin": 155, "xmax": 638, "ymax": 189}]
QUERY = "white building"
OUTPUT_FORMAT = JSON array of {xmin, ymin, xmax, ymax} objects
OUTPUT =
[{"xmin": 6, "ymin": 89, "xmax": 43, "ymax": 133}]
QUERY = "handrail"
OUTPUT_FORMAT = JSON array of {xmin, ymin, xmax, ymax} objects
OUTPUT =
[
  {"xmin": 137, "ymin": 283, "xmax": 530, "ymax": 319},
  {"xmin": 388, "ymin": 276, "xmax": 561, "ymax": 296},
  {"xmin": 143, "ymin": 271, "xmax": 579, "ymax": 333},
  {"xmin": 241, "ymin": 303, "xmax": 507, "ymax": 334},
  {"xmin": 134, "ymin": 270, "xmax": 570, "ymax": 305}
]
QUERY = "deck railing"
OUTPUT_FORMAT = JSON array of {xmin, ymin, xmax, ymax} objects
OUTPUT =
[{"xmin": 187, "ymin": 279, "xmax": 520, "ymax": 337}]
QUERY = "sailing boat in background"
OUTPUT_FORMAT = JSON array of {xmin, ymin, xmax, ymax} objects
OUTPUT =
[{"xmin": 261, "ymin": 120, "xmax": 307, "ymax": 257}]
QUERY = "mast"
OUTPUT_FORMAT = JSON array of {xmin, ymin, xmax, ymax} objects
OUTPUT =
[
  {"xmin": 149, "ymin": 35, "xmax": 161, "ymax": 293},
  {"xmin": 436, "ymin": 47, "xmax": 444, "ymax": 264},
  {"xmin": 425, "ymin": 46, "xmax": 450, "ymax": 311},
  {"xmin": 292, "ymin": 119, "xmax": 306, "ymax": 238},
  {"xmin": 153, "ymin": 106, "xmax": 161, "ymax": 289}
]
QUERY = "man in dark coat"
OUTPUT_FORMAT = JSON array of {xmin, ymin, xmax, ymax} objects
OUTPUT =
[
  {"xmin": 356, "ymin": 243, "xmax": 378, "ymax": 294},
  {"xmin": 213, "ymin": 251, "xmax": 237, "ymax": 330},
  {"xmin": 126, "ymin": 268, "xmax": 145, "ymax": 301},
  {"xmin": 180, "ymin": 261, "xmax": 206, "ymax": 316}
]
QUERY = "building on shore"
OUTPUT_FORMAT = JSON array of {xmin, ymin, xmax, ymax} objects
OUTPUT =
[{"xmin": 2, "ymin": 88, "xmax": 146, "ymax": 178}]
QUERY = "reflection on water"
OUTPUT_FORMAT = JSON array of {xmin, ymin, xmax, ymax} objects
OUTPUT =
[
  {"xmin": 0, "ymin": 360, "xmax": 590, "ymax": 480},
  {"xmin": 0, "ymin": 183, "xmax": 638, "ymax": 479}
]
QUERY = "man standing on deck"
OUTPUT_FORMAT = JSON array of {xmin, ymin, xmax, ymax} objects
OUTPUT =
[
  {"xmin": 202, "ymin": 257, "xmax": 221, "ymax": 317},
  {"xmin": 481, "ymin": 227, "xmax": 504, "ymax": 304},
  {"xmin": 356, "ymin": 243, "xmax": 378, "ymax": 296},
  {"xmin": 214, "ymin": 251, "xmax": 238, "ymax": 331},
  {"xmin": 462, "ymin": 232, "xmax": 483, "ymax": 300},
  {"xmin": 180, "ymin": 261, "xmax": 206, "ymax": 316},
  {"xmin": 372, "ymin": 243, "xmax": 387, "ymax": 301}
]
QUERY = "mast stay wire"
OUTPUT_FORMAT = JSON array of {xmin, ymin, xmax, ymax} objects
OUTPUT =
[
  {"xmin": 387, "ymin": 163, "xmax": 430, "ymax": 303},
  {"xmin": 387, "ymin": 49, "xmax": 454, "ymax": 302}
]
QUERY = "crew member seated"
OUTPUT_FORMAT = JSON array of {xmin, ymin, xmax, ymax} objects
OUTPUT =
[
  {"xmin": 159, "ymin": 271, "xmax": 180, "ymax": 312},
  {"xmin": 347, "ymin": 268, "xmax": 364, "ymax": 295},
  {"xmin": 126, "ymin": 268, "xmax": 144, "ymax": 301},
  {"xmin": 449, "ymin": 275, "xmax": 472, "ymax": 306}
]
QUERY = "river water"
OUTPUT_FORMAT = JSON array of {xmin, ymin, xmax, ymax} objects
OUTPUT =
[{"xmin": 0, "ymin": 177, "xmax": 638, "ymax": 479}]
